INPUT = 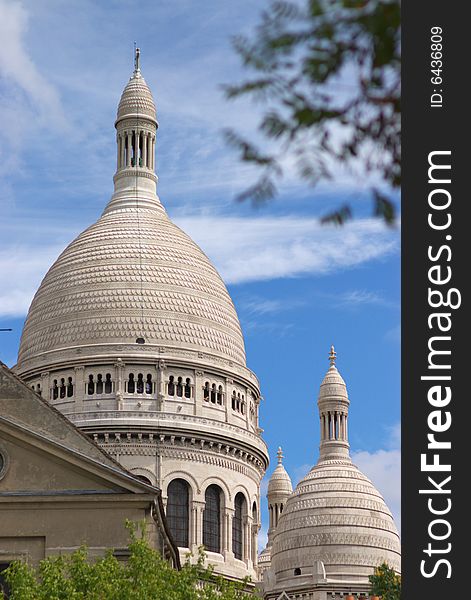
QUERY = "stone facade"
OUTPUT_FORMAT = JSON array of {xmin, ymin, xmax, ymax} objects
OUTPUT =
[{"xmin": 13, "ymin": 50, "xmax": 269, "ymax": 582}]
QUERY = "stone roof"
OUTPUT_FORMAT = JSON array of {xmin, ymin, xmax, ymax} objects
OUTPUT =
[
  {"xmin": 267, "ymin": 447, "xmax": 293, "ymax": 499},
  {"xmin": 16, "ymin": 205, "xmax": 246, "ymax": 372},
  {"xmin": 116, "ymin": 68, "xmax": 157, "ymax": 123},
  {"xmin": 268, "ymin": 351, "xmax": 401, "ymax": 591}
]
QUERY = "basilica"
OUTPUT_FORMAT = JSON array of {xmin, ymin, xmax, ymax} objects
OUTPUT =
[{"xmin": 1, "ymin": 50, "xmax": 400, "ymax": 599}]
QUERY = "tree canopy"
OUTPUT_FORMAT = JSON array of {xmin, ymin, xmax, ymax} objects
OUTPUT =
[
  {"xmin": 1, "ymin": 523, "xmax": 256, "ymax": 600},
  {"xmin": 368, "ymin": 562, "xmax": 401, "ymax": 600},
  {"xmin": 224, "ymin": 0, "xmax": 400, "ymax": 224}
]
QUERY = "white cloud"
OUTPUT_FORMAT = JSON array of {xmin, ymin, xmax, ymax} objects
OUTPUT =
[
  {"xmin": 0, "ymin": 0, "xmax": 67, "ymax": 176},
  {"xmin": 0, "ymin": 245, "xmax": 64, "ymax": 317},
  {"xmin": 176, "ymin": 216, "xmax": 398, "ymax": 284},
  {"xmin": 351, "ymin": 423, "xmax": 401, "ymax": 533},
  {"xmin": 0, "ymin": 215, "xmax": 398, "ymax": 318},
  {"xmin": 335, "ymin": 289, "xmax": 398, "ymax": 310}
]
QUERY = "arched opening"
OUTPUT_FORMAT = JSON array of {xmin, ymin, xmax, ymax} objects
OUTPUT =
[
  {"xmin": 136, "ymin": 373, "xmax": 144, "ymax": 394},
  {"xmin": 203, "ymin": 485, "xmax": 222, "ymax": 553},
  {"xmin": 217, "ymin": 385, "xmax": 223, "ymax": 405},
  {"xmin": 210, "ymin": 384, "xmax": 216, "ymax": 404},
  {"xmin": 67, "ymin": 377, "xmax": 74, "ymax": 398},
  {"xmin": 176, "ymin": 377, "xmax": 183, "ymax": 398},
  {"xmin": 59, "ymin": 378, "xmax": 66, "ymax": 399},
  {"xmin": 294, "ymin": 568, "xmax": 301, "ymax": 576},
  {"xmin": 128, "ymin": 373, "xmax": 135, "ymax": 394},
  {"xmin": 167, "ymin": 479, "xmax": 190, "ymax": 548},
  {"xmin": 105, "ymin": 374, "xmax": 112, "ymax": 394},
  {"xmin": 96, "ymin": 374, "xmax": 103, "ymax": 395},
  {"xmin": 168, "ymin": 375, "xmax": 175, "ymax": 396},
  {"xmin": 87, "ymin": 375, "xmax": 94, "ymax": 396},
  {"xmin": 184, "ymin": 378, "xmax": 191, "ymax": 398},
  {"xmin": 145, "ymin": 374, "xmax": 153, "ymax": 394},
  {"xmin": 232, "ymin": 492, "xmax": 246, "ymax": 560},
  {"xmin": 204, "ymin": 382, "xmax": 210, "ymax": 401}
]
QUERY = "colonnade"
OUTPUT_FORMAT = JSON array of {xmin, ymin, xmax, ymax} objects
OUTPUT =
[{"xmin": 117, "ymin": 129, "xmax": 155, "ymax": 170}]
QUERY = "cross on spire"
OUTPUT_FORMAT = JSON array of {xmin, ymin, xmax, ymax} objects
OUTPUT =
[
  {"xmin": 277, "ymin": 446, "xmax": 284, "ymax": 464},
  {"xmin": 329, "ymin": 345, "xmax": 337, "ymax": 367},
  {"xmin": 134, "ymin": 45, "xmax": 140, "ymax": 73}
]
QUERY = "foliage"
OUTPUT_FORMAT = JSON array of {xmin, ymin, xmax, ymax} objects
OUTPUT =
[
  {"xmin": 2, "ymin": 522, "xmax": 257, "ymax": 600},
  {"xmin": 369, "ymin": 562, "xmax": 401, "ymax": 600},
  {"xmin": 224, "ymin": 0, "xmax": 400, "ymax": 224}
]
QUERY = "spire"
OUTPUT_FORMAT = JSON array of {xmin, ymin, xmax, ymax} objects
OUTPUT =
[
  {"xmin": 329, "ymin": 344, "xmax": 336, "ymax": 367},
  {"xmin": 265, "ymin": 445, "xmax": 292, "ymax": 548},
  {"xmin": 277, "ymin": 446, "xmax": 283, "ymax": 464},
  {"xmin": 317, "ymin": 345, "xmax": 351, "ymax": 462},
  {"xmin": 104, "ymin": 48, "xmax": 163, "ymax": 214},
  {"xmin": 134, "ymin": 45, "xmax": 141, "ymax": 75}
]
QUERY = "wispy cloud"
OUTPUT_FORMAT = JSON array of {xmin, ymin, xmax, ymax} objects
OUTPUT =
[
  {"xmin": 0, "ymin": 215, "xmax": 398, "ymax": 318},
  {"xmin": 176, "ymin": 216, "xmax": 398, "ymax": 284},
  {"xmin": 0, "ymin": 0, "xmax": 67, "ymax": 176},
  {"xmin": 335, "ymin": 289, "xmax": 398, "ymax": 309}
]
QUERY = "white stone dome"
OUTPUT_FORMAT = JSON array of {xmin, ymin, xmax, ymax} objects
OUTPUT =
[
  {"xmin": 267, "ymin": 451, "xmax": 293, "ymax": 498},
  {"xmin": 268, "ymin": 348, "xmax": 400, "ymax": 592},
  {"xmin": 116, "ymin": 70, "xmax": 157, "ymax": 123},
  {"xmin": 16, "ymin": 202, "xmax": 246, "ymax": 373},
  {"xmin": 270, "ymin": 459, "xmax": 401, "ymax": 585}
]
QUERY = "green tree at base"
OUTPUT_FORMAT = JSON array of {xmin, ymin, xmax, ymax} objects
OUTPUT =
[
  {"xmin": 369, "ymin": 562, "xmax": 401, "ymax": 600},
  {"xmin": 2, "ymin": 523, "xmax": 258, "ymax": 600}
]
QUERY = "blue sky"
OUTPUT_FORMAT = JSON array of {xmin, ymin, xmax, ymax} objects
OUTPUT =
[{"xmin": 0, "ymin": 0, "xmax": 400, "ymax": 543}]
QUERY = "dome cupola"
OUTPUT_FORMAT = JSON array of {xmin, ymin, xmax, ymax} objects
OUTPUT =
[{"xmin": 266, "ymin": 348, "xmax": 401, "ymax": 596}]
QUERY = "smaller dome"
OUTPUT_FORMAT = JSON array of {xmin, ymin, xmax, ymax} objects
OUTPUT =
[
  {"xmin": 318, "ymin": 345, "xmax": 349, "ymax": 407},
  {"xmin": 116, "ymin": 70, "xmax": 157, "ymax": 123},
  {"xmin": 267, "ymin": 447, "xmax": 293, "ymax": 499}
]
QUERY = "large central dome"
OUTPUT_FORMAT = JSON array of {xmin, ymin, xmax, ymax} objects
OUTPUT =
[
  {"xmin": 17, "ymin": 204, "xmax": 246, "ymax": 373},
  {"xmin": 16, "ymin": 53, "xmax": 246, "ymax": 376}
]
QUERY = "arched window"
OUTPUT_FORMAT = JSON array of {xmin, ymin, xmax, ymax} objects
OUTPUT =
[
  {"xmin": 204, "ymin": 382, "xmax": 210, "ymax": 401},
  {"xmin": 59, "ymin": 378, "xmax": 66, "ymax": 399},
  {"xmin": 168, "ymin": 376, "xmax": 175, "ymax": 396},
  {"xmin": 37, "ymin": 384, "xmax": 42, "ymax": 397},
  {"xmin": 137, "ymin": 373, "xmax": 144, "ymax": 394},
  {"xmin": 184, "ymin": 378, "xmax": 191, "ymax": 398},
  {"xmin": 135, "ymin": 475, "xmax": 153, "ymax": 485},
  {"xmin": 105, "ymin": 373, "xmax": 112, "ymax": 394},
  {"xmin": 232, "ymin": 492, "xmax": 246, "ymax": 560},
  {"xmin": 217, "ymin": 385, "xmax": 223, "ymax": 405},
  {"xmin": 87, "ymin": 375, "xmax": 94, "ymax": 396},
  {"xmin": 67, "ymin": 377, "xmax": 74, "ymax": 398},
  {"xmin": 128, "ymin": 373, "xmax": 135, "ymax": 394},
  {"xmin": 203, "ymin": 485, "xmax": 221, "ymax": 553},
  {"xmin": 232, "ymin": 392, "xmax": 236, "ymax": 410},
  {"xmin": 210, "ymin": 384, "xmax": 216, "ymax": 404},
  {"xmin": 176, "ymin": 377, "xmax": 183, "ymax": 397},
  {"xmin": 167, "ymin": 479, "xmax": 190, "ymax": 548},
  {"xmin": 96, "ymin": 374, "xmax": 103, "ymax": 394},
  {"xmin": 146, "ymin": 374, "xmax": 153, "ymax": 394}
]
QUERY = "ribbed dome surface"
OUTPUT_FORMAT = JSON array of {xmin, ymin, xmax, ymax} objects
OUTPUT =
[
  {"xmin": 117, "ymin": 72, "xmax": 157, "ymax": 122},
  {"xmin": 271, "ymin": 459, "xmax": 401, "ymax": 584},
  {"xmin": 267, "ymin": 462, "xmax": 293, "ymax": 497},
  {"xmin": 17, "ymin": 205, "xmax": 246, "ymax": 371}
]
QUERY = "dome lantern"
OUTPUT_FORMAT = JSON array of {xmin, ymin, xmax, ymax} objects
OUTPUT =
[
  {"xmin": 112, "ymin": 47, "xmax": 160, "ymax": 206},
  {"xmin": 317, "ymin": 345, "xmax": 350, "ymax": 462}
]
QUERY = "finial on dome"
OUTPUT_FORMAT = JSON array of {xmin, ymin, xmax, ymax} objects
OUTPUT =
[
  {"xmin": 134, "ymin": 44, "xmax": 141, "ymax": 74},
  {"xmin": 277, "ymin": 446, "xmax": 284, "ymax": 464},
  {"xmin": 329, "ymin": 345, "xmax": 337, "ymax": 367}
]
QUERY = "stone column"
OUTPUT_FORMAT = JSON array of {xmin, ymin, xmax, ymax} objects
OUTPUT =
[
  {"xmin": 40, "ymin": 371, "xmax": 50, "ymax": 402},
  {"xmin": 243, "ymin": 515, "xmax": 252, "ymax": 565},
  {"xmin": 194, "ymin": 370, "xmax": 204, "ymax": 416},
  {"xmin": 224, "ymin": 507, "xmax": 235, "ymax": 559},
  {"xmin": 120, "ymin": 133, "xmax": 125, "ymax": 168},
  {"xmin": 143, "ymin": 132, "xmax": 148, "ymax": 168},
  {"xmin": 126, "ymin": 132, "xmax": 131, "ymax": 166},
  {"xmin": 157, "ymin": 360, "xmax": 166, "ymax": 412},
  {"xmin": 114, "ymin": 359, "xmax": 124, "ymax": 410},
  {"xmin": 73, "ymin": 366, "xmax": 84, "ymax": 413},
  {"xmin": 192, "ymin": 500, "xmax": 205, "ymax": 550}
]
